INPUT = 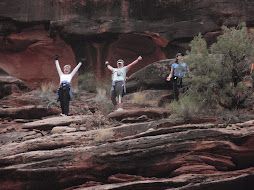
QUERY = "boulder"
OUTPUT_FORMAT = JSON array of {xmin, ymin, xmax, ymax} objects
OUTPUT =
[
  {"xmin": 0, "ymin": 68, "xmax": 30, "ymax": 98},
  {"xmin": 0, "ymin": 105, "xmax": 58, "ymax": 120},
  {"xmin": 126, "ymin": 59, "xmax": 174, "ymax": 92},
  {"xmin": 23, "ymin": 115, "xmax": 95, "ymax": 131}
]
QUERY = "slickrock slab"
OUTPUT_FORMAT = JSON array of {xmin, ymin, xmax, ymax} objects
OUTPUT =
[
  {"xmin": 1, "ymin": 120, "xmax": 254, "ymax": 190},
  {"xmin": 75, "ymin": 169, "xmax": 254, "ymax": 190},
  {"xmin": 0, "ymin": 105, "xmax": 58, "ymax": 119},
  {"xmin": 108, "ymin": 108, "xmax": 170, "ymax": 121},
  {"xmin": 23, "ymin": 115, "xmax": 92, "ymax": 130},
  {"xmin": 51, "ymin": 126, "xmax": 77, "ymax": 134}
]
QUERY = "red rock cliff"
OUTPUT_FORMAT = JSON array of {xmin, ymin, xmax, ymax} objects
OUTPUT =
[{"xmin": 0, "ymin": 0, "xmax": 254, "ymax": 87}]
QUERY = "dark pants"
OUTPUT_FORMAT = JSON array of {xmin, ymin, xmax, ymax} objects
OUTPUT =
[
  {"xmin": 173, "ymin": 76, "xmax": 182, "ymax": 101},
  {"xmin": 58, "ymin": 87, "xmax": 70, "ymax": 115},
  {"xmin": 110, "ymin": 81, "xmax": 124, "ymax": 106}
]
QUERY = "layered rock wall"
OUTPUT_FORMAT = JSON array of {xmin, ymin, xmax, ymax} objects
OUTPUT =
[{"xmin": 0, "ymin": 0, "xmax": 254, "ymax": 87}]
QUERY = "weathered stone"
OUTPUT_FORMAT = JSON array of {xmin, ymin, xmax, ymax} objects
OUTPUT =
[
  {"xmin": 0, "ymin": 105, "xmax": 58, "ymax": 119},
  {"xmin": 23, "ymin": 115, "xmax": 95, "ymax": 130},
  {"xmin": 0, "ymin": 68, "xmax": 30, "ymax": 98},
  {"xmin": 126, "ymin": 59, "xmax": 174, "ymax": 92},
  {"xmin": 0, "ymin": 120, "xmax": 253, "ymax": 190},
  {"xmin": 0, "ymin": 0, "xmax": 254, "ymax": 86},
  {"xmin": 121, "ymin": 115, "xmax": 149, "ymax": 123},
  {"xmin": 0, "ymin": 27, "xmax": 77, "ymax": 89},
  {"xmin": 72, "ymin": 170, "xmax": 254, "ymax": 190},
  {"xmin": 108, "ymin": 108, "xmax": 170, "ymax": 121},
  {"xmin": 51, "ymin": 126, "xmax": 77, "ymax": 134}
]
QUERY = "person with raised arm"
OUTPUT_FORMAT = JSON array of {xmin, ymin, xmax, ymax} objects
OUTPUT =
[
  {"xmin": 55, "ymin": 55, "xmax": 85, "ymax": 116},
  {"xmin": 167, "ymin": 53, "xmax": 188, "ymax": 101},
  {"xmin": 105, "ymin": 56, "xmax": 142, "ymax": 111}
]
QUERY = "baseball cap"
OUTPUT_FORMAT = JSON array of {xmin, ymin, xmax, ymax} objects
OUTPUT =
[
  {"xmin": 176, "ymin": 53, "xmax": 184, "ymax": 58},
  {"xmin": 117, "ymin": 59, "xmax": 124, "ymax": 65}
]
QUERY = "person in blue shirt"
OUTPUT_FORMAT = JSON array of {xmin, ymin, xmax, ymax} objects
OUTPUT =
[{"xmin": 167, "ymin": 53, "xmax": 188, "ymax": 101}]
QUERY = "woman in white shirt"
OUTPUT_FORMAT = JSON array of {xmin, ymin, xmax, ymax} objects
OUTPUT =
[{"xmin": 55, "ymin": 55, "xmax": 84, "ymax": 116}]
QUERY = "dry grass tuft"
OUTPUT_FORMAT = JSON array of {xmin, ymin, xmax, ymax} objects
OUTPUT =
[
  {"xmin": 169, "ymin": 95, "xmax": 199, "ymax": 122},
  {"xmin": 94, "ymin": 88, "xmax": 114, "ymax": 113},
  {"xmin": 131, "ymin": 92, "xmax": 147, "ymax": 105},
  {"xmin": 37, "ymin": 82, "xmax": 58, "ymax": 109},
  {"xmin": 40, "ymin": 82, "xmax": 55, "ymax": 93},
  {"xmin": 94, "ymin": 128, "xmax": 114, "ymax": 142}
]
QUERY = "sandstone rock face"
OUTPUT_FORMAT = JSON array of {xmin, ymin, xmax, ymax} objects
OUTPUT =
[
  {"xmin": 0, "ymin": 118, "xmax": 254, "ymax": 190},
  {"xmin": 0, "ymin": 105, "xmax": 59, "ymax": 119},
  {"xmin": 0, "ymin": 68, "xmax": 30, "ymax": 98},
  {"xmin": 126, "ymin": 59, "xmax": 174, "ymax": 92},
  {"xmin": 108, "ymin": 108, "xmax": 170, "ymax": 121},
  {"xmin": 0, "ymin": 25, "xmax": 77, "ymax": 88},
  {"xmin": 0, "ymin": 0, "xmax": 254, "ymax": 87}
]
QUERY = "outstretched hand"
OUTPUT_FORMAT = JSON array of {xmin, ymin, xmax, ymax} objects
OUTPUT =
[
  {"xmin": 166, "ymin": 75, "xmax": 172, "ymax": 81},
  {"xmin": 137, "ymin": 56, "xmax": 142, "ymax": 61},
  {"xmin": 55, "ymin": 54, "xmax": 59, "ymax": 60},
  {"xmin": 80, "ymin": 58, "xmax": 86, "ymax": 63}
]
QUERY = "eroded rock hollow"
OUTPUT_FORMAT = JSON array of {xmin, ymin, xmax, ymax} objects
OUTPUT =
[{"xmin": 1, "ymin": 0, "xmax": 254, "ymax": 88}]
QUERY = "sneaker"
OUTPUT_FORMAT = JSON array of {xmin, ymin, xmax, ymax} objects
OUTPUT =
[
  {"xmin": 60, "ymin": 113, "xmax": 67, "ymax": 116},
  {"xmin": 117, "ymin": 108, "xmax": 124, "ymax": 111}
]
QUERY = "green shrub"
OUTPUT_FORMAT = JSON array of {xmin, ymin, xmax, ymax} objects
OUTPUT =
[
  {"xmin": 94, "ymin": 88, "xmax": 114, "ymax": 114},
  {"xmin": 78, "ymin": 72, "xmax": 112, "ymax": 94},
  {"xmin": 212, "ymin": 108, "xmax": 254, "ymax": 123},
  {"xmin": 186, "ymin": 22, "xmax": 254, "ymax": 109},
  {"xmin": 169, "ymin": 95, "xmax": 200, "ymax": 121},
  {"xmin": 36, "ymin": 90, "xmax": 58, "ymax": 109},
  {"xmin": 78, "ymin": 72, "xmax": 97, "ymax": 93}
]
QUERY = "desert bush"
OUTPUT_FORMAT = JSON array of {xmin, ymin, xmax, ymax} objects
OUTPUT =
[
  {"xmin": 40, "ymin": 82, "xmax": 55, "ymax": 93},
  {"xmin": 91, "ymin": 113, "xmax": 109, "ymax": 126},
  {"xmin": 36, "ymin": 82, "xmax": 58, "ymax": 108},
  {"xmin": 96, "ymin": 80, "xmax": 112, "ymax": 95},
  {"xmin": 94, "ymin": 128, "xmax": 114, "ymax": 142},
  {"xmin": 94, "ymin": 88, "xmax": 114, "ymax": 113},
  {"xmin": 78, "ymin": 72, "xmax": 112, "ymax": 94},
  {"xmin": 169, "ymin": 95, "xmax": 200, "ymax": 121},
  {"xmin": 131, "ymin": 92, "xmax": 147, "ymax": 105},
  {"xmin": 78, "ymin": 72, "xmax": 97, "ymax": 92},
  {"xmin": 36, "ymin": 90, "xmax": 58, "ymax": 109},
  {"xmin": 186, "ymin": 22, "xmax": 254, "ymax": 109},
  {"xmin": 210, "ymin": 108, "xmax": 254, "ymax": 123}
]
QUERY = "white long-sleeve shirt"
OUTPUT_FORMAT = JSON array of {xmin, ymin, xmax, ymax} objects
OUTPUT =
[{"xmin": 55, "ymin": 60, "xmax": 82, "ymax": 84}]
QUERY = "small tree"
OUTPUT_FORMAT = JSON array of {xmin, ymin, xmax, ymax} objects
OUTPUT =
[{"xmin": 186, "ymin": 23, "xmax": 254, "ymax": 109}]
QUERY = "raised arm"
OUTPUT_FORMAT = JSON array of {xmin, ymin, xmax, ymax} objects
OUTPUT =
[
  {"xmin": 105, "ymin": 61, "xmax": 114, "ymax": 72},
  {"xmin": 70, "ymin": 62, "xmax": 82, "ymax": 78},
  {"xmin": 55, "ymin": 55, "xmax": 63, "ymax": 76},
  {"xmin": 70, "ymin": 58, "xmax": 86, "ymax": 77},
  {"xmin": 127, "ymin": 56, "xmax": 142, "ymax": 70}
]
